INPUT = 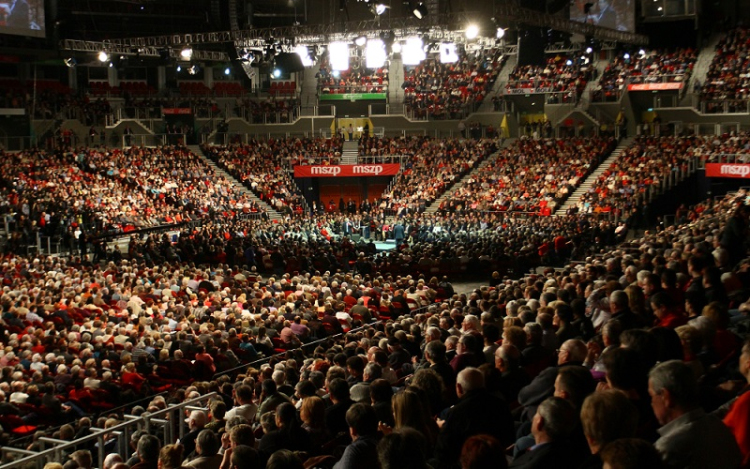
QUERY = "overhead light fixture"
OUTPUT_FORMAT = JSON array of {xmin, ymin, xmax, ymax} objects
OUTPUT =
[
  {"xmin": 224, "ymin": 67, "xmax": 231, "ymax": 75},
  {"xmin": 64, "ymin": 58, "xmax": 77, "ymax": 68},
  {"xmin": 188, "ymin": 65, "xmax": 199, "ymax": 75},
  {"xmin": 329, "ymin": 42, "xmax": 350, "ymax": 71},
  {"xmin": 180, "ymin": 47, "xmax": 193, "ymax": 60},
  {"xmin": 372, "ymin": 3, "xmax": 387, "ymax": 15},
  {"xmin": 402, "ymin": 36, "xmax": 426, "ymax": 65},
  {"xmin": 566, "ymin": 59, "xmax": 573, "ymax": 66},
  {"xmin": 496, "ymin": 28, "xmax": 506, "ymax": 39},
  {"xmin": 585, "ymin": 46, "xmax": 593, "ymax": 54},
  {"xmin": 294, "ymin": 45, "xmax": 314, "ymax": 67},
  {"xmin": 332, "ymin": 70, "xmax": 340, "ymax": 78},
  {"xmin": 97, "ymin": 51, "xmax": 109, "ymax": 62},
  {"xmin": 392, "ymin": 42, "xmax": 402, "ymax": 53},
  {"xmin": 638, "ymin": 49, "xmax": 646, "ymax": 57},
  {"xmin": 272, "ymin": 68, "xmax": 282, "ymax": 78},
  {"xmin": 176, "ymin": 65, "xmax": 182, "ymax": 72},
  {"xmin": 465, "ymin": 24, "xmax": 480, "ymax": 40},
  {"xmin": 440, "ymin": 43, "xmax": 458, "ymax": 64},
  {"xmin": 355, "ymin": 36, "xmax": 367, "ymax": 47},
  {"xmin": 412, "ymin": 2, "xmax": 427, "ymax": 19},
  {"xmin": 365, "ymin": 39, "xmax": 386, "ymax": 68},
  {"xmin": 623, "ymin": 53, "xmax": 630, "ymax": 59}
]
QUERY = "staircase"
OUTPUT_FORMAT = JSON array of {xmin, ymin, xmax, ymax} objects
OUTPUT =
[
  {"xmin": 341, "ymin": 141, "xmax": 359, "ymax": 164},
  {"xmin": 554, "ymin": 137, "xmax": 634, "ymax": 216},
  {"xmin": 476, "ymin": 54, "xmax": 518, "ymax": 113},
  {"xmin": 298, "ymin": 62, "xmax": 320, "ymax": 108},
  {"xmin": 188, "ymin": 144, "xmax": 283, "ymax": 220},
  {"xmin": 681, "ymin": 32, "xmax": 722, "ymax": 106},
  {"xmin": 578, "ymin": 58, "xmax": 611, "ymax": 108},
  {"xmin": 425, "ymin": 138, "xmax": 517, "ymax": 213},
  {"xmin": 388, "ymin": 55, "xmax": 405, "ymax": 104}
]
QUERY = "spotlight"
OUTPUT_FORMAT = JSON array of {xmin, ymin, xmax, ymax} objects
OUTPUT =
[
  {"xmin": 412, "ymin": 2, "xmax": 427, "ymax": 19},
  {"xmin": 64, "ymin": 58, "xmax": 77, "ymax": 68},
  {"xmin": 365, "ymin": 39, "xmax": 386, "ymax": 68},
  {"xmin": 623, "ymin": 53, "xmax": 630, "ymax": 59},
  {"xmin": 496, "ymin": 28, "xmax": 506, "ymax": 39},
  {"xmin": 188, "ymin": 65, "xmax": 199, "ymax": 75},
  {"xmin": 329, "ymin": 42, "xmax": 350, "ymax": 71},
  {"xmin": 440, "ymin": 43, "xmax": 458, "ymax": 64},
  {"xmin": 97, "ymin": 51, "xmax": 109, "ymax": 62},
  {"xmin": 372, "ymin": 3, "xmax": 387, "ymax": 15},
  {"xmin": 180, "ymin": 47, "xmax": 193, "ymax": 60},
  {"xmin": 176, "ymin": 65, "xmax": 182, "ymax": 72},
  {"xmin": 465, "ymin": 24, "xmax": 479, "ymax": 40},
  {"xmin": 109, "ymin": 62, "xmax": 114, "ymax": 68},
  {"xmin": 332, "ymin": 70, "xmax": 340, "ymax": 78},
  {"xmin": 638, "ymin": 49, "xmax": 646, "ymax": 57},
  {"xmin": 273, "ymin": 68, "xmax": 282, "ymax": 78},
  {"xmin": 392, "ymin": 42, "xmax": 402, "ymax": 53},
  {"xmin": 566, "ymin": 59, "xmax": 573, "ymax": 66},
  {"xmin": 402, "ymin": 36, "xmax": 426, "ymax": 65},
  {"xmin": 294, "ymin": 45, "xmax": 314, "ymax": 67},
  {"xmin": 585, "ymin": 46, "xmax": 593, "ymax": 54},
  {"xmin": 355, "ymin": 36, "xmax": 367, "ymax": 47},
  {"xmin": 224, "ymin": 67, "xmax": 231, "ymax": 75}
]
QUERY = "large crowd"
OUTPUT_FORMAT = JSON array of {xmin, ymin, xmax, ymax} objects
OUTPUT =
[
  {"xmin": 0, "ymin": 169, "xmax": 748, "ymax": 469},
  {"xmin": 701, "ymin": 28, "xmax": 750, "ymax": 113},
  {"xmin": 317, "ymin": 58, "xmax": 389, "ymax": 95},
  {"xmin": 437, "ymin": 137, "xmax": 616, "ymax": 215},
  {"xmin": 574, "ymin": 133, "xmax": 750, "ymax": 218},
  {"xmin": 402, "ymin": 50, "xmax": 505, "ymax": 120},
  {"xmin": 506, "ymin": 53, "xmax": 594, "ymax": 101},
  {"xmin": 592, "ymin": 49, "xmax": 696, "ymax": 102}
]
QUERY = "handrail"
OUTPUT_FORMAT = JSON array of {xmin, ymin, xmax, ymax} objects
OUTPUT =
[{"xmin": 0, "ymin": 393, "xmax": 217, "ymax": 469}]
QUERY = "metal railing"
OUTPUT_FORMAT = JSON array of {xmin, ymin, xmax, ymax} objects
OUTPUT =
[
  {"xmin": 121, "ymin": 132, "xmax": 189, "ymax": 147},
  {"xmin": 0, "ymin": 393, "xmax": 216, "ymax": 469},
  {"xmin": 318, "ymin": 84, "xmax": 388, "ymax": 95},
  {"xmin": 642, "ymin": 0, "xmax": 697, "ymax": 17}
]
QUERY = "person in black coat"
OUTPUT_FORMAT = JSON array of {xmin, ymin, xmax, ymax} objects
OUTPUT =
[
  {"xmin": 509, "ymin": 397, "xmax": 584, "ymax": 469},
  {"xmin": 324, "ymin": 378, "xmax": 354, "ymax": 438},
  {"xmin": 258, "ymin": 402, "xmax": 311, "ymax": 461},
  {"xmin": 434, "ymin": 367, "xmax": 514, "ymax": 469}
]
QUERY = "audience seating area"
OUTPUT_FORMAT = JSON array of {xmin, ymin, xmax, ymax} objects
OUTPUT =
[
  {"xmin": 438, "ymin": 137, "xmax": 617, "ymax": 215},
  {"xmin": 701, "ymin": 28, "xmax": 750, "ymax": 112},
  {"xmin": 574, "ymin": 133, "xmax": 750, "ymax": 216},
  {"xmin": 506, "ymin": 53, "xmax": 593, "ymax": 101},
  {"xmin": 593, "ymin": 48, "xmax": 697, "ymax": 102},
  {"xmin": 317, "ymin": 58, "xmax": 389, "ymax": 95},
  {"xmin": 403, "ymin": 50, "xmax": 505, "ymax": 119}
]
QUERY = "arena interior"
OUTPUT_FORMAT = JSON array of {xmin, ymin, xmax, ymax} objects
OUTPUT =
[{"xmin": 1, "ymin": 0, "xmax": 750, "ymax": 468}]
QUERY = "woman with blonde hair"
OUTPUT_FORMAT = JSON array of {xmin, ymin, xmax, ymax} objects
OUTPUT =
[
  {"xmin": 158, "ymin": 444, "xmax": 186, "ymax": 469},
  {"xmin": 383, "ymin": 388, "xmax": 438, "ymax": 453},
  {"xmin": 625, "ymin": 285, "xmax": 648, "ymax": 325}
]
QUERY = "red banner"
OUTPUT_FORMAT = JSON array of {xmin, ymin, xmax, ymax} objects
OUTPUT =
[
  {"xmin": 162, "ymin": 108, "xmax": 192, "ymax": 115},
  {"xmin": 294, "ymin": 164, "xmax": 400, "ymax": 178},
  {"xmin": 706, "ymin": 163, "xmax": 750, "ymax": 179},
  {"xmin": 627, "ymin": 83, "xmax": 683, "ymax": 91}
]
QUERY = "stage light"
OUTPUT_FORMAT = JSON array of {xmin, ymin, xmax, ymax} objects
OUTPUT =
[
  {"xmin": 566, "ymin": 59, "xmax": 573, "ymax": 66},
  {"xmin": 402, "ymin": 36, "xmax": 426, "ymax": 65},
  {"xmin": 440, "ymin": 43, "xmax": 458, "ymax": 64},
  {"xmin": 176, "ymin": 65, "xmax": 182, "ymax": 72},
  {"xmin": 365, "ymin": 39, "xmax": 386, "ymax": 68},
  {"xmin": 329, "ymin": 42, "xmax": 350, "ymax": 71},
  {"xmin": 623, "ymin": 53, "xmax": 630, "ymax": 59},
  {"xmin": 496, "ymin": 28, "xmax": 506, "ymax": 39},
  {"xmin": 638, "ymin": 49, "xmax": 646, "ymax": 57},
  {"xmin": 332, "ymin": 70, "xmax": 340, "ymax": 78},
  {"xmin": 273, "ymin": 68, "xmax": 282, "ymax": 78},
  {"xmin": 585, "ymin": 47, "xmax": 593, "ymax": 54},
  {"xmin": 373, "ymin": 3, "xmax": 387, "ymax": 15},
  {"xmin": 412, "ymin": 2, "xmax": 427, "ymax": 19},
  {"xmin": 109, "ymin": 62, "xmax": 114, "ymax": 68},
  {"xmin": 180, "ymin": 47, "xmax": 193, "ymax": 60},
  {"xmin": 64, "ymin": 58, "xmax": 77, "ymax": 68},
  {"xmin": 97, "ymin": 51, "xmax": 109, "ymax": 62},
  {"xmin": 224, "ymin": 67, "xmax": 231, "ymax": 75},
  {"xmin": 392, "ymin": 42, "xmax": 402, "ymax": 53},
  {"xmin": 294, "ymin": 45, "xmax": 314, "ymax": 67},
  {"xmin": 188, "ymin": 65, "xmax": 199, "ymax": 75},
  {"xmin": 465, "ymin": 24, "xmax": 479, "ymax": 40},
  {"xmin": 355, "ymin": 36, "xmax": 367, "ymax": 47}
]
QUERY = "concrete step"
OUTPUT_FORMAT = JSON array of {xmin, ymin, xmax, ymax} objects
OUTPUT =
[
  {"xmin": 554, "ymin": 136, "xmax": 635, "ymax": 216},
  {"xmin": 187, "ymin": 144, "xmax": 283, "ymax": 220},
  {"xmin": 425, "ymin": 138, "xmax": 517, "ymax": 213}
]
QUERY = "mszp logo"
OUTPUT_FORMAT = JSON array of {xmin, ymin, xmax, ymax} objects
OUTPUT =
[
  {"xmin": 352, "ymin": 165, "xmax": 384, "ymax": 175},
  {"xmin": 720, "ymin": 165, "xmax": 750, "ymax": 178},
  {"xmin": 310, "ymin": 166, "xmax": 341, "ymax": 176}
]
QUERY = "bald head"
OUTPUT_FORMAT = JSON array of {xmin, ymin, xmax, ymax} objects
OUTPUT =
[{"xmin": 457, "ymin": 367, "xmax": 485, "ymax": 397}]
